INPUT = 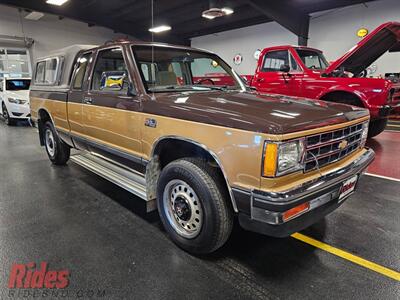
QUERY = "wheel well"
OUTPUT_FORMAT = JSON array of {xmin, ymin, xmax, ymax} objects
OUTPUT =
[
  {"xmin": 37, "ymin": 109, "xmax": 52, "ymax": 146},
  {"xmin": 320, "ymin": 91, "xmax": 364, "ymax": 108},
  {"xmin": 146, "ymin": 138, "xmax": 236, "ymax": 212}
]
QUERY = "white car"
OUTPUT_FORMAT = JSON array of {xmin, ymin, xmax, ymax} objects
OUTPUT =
[{"xmin": 0, "ymin": 77, "xmax": 31, "ymax": 125}]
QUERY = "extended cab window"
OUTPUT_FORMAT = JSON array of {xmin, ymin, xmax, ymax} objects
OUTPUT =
[
  {"xmin": 91, "ymin": 48, "xmax": 128, "ymax": 93},
  {"xmin": 72, "ymin": 52, "xmax": 92, "ymax": 90},
  {"xmin": 261, "ymin": 50, "xmax": 289, "ymax": 72}
]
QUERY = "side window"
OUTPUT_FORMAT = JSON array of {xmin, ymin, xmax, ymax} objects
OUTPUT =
[
  {"xmin": 290, "ymin": 54, "xmax": 300, "ymax": 71},
  {"xmin": 35, "ymin": 61, "xmax": 46, "ymax": 84},
  {"xmin": 91, "ymin": 48, "xmax": 128, "ymax": 93},
  {"xmin": 34, "ymin": 58, "xmax": 59, "ymax": 84},
  {"xmin": 0, "ymin": 79, "xmax": 3, "ymax": 92},
  {"xmin": 44, "ymin": 59, "xmax": 58, "ymax": 84},
  {"xmin": 72, "ymin": 52, "xmax": 91, "ymax": 90},
  {"xmin": 261, "ymin": 50, "xmax": 289, "ymax": 72}
]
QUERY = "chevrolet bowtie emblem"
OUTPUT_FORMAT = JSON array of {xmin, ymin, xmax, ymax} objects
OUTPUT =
[{"xmin": 339, "ymin": 140, "xmax": 348, "ymax": 150}]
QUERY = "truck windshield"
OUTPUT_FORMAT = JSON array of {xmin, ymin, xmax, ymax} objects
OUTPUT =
[
  {"xmin": 6, "ymin": 79, "xmax": 31, "ymax": 91},
  {"xmin": 296, "ymin": 49, "xmax": 329, "ymax": 70},
  {"xmin": 132, "ymin": 46, "xmax": 243, "ymax": 92}
]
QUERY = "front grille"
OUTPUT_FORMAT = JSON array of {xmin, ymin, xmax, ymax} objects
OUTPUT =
[{"xmin": 304, "ymin": 122, "xmax": 365, "ymax": 172}]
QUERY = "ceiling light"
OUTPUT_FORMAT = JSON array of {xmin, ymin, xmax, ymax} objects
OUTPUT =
[
  {"xmin": 148, "ymin": 25, "xmax": 171, "ymax": 33},
  {"xmin": 25, "ymin": 11, "xmax": 45, "ymax": 21},
  {"xmin": 46, "ymin": 0, "xmax": 69, "ymax": 6},
  {"xmin": 202, "ymin": 7, "xmax": 234, "ymax": 19}
]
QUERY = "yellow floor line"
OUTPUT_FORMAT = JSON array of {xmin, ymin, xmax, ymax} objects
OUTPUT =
[{"xmin": 291, "ymin": 233, "xmax": 400, "ymax": 281}]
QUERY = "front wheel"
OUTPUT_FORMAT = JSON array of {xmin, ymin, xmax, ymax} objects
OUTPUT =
[
  {"xmin": 368, "ymin": 118, "xmax": 388, "ymax": 138},
  {"xmin": 2, "ymin": 103, "xmax": 15, "ymax": 126},
  {"xmin": 157, "ymin": 158, "xmax": 233, "ymax": 254},
  {"xmin": 44, "ymin": 121, "xmax": 70, "ymax": 165}
]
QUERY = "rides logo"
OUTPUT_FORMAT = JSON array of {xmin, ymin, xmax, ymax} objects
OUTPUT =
[{"xmin": 8, "ymin": 262, "xmax": 69, "ymax": 289}]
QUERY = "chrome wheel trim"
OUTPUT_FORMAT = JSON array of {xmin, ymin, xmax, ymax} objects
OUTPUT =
[
  {"xmin": 45, "ymin": 129, "xmax": 56, "ymax": 157},
  {"xmin": 162, "ymin": 179, "xmax": 203, "ymax": 239}
]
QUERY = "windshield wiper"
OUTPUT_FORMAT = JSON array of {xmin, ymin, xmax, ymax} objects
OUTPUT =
[{"xmin": 192, "ymin": 85, "xmax": 229, "ymax": 91}]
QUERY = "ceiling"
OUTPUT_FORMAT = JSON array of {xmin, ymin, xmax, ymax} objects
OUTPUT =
[{"xmin": 0, "ymin": 0, "xmax": 377, "ymax": 45}]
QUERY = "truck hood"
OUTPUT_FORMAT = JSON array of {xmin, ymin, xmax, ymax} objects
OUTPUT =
[
  {"xmin": 147, "ymin": 91, "xmax": 369, "ymax": 135},
  {"xmin": 5, "ymin": 90, "xmax": 30, "ymax": 100},
  {"xmin": 325, "ymin": 22, "xmax": 400, "ymax": 76}
]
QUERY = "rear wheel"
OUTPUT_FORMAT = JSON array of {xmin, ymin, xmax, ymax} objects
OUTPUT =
[
  {"xmin": 368, "ymin": 118, "xmax": 388, "ymax": 138},
  {"xmin": 44, "ymin": 121, "xmax": 70, "ymax": 165},
  {"xmin": 2, "ymin": 103, "xmax": 15, "ymax": 126},
  {"xmin": 157, "ymin": 158, "xmax": 233, "ymax": 254}
]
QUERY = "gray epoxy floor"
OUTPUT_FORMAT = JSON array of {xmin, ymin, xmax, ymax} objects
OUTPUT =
[{"xmin": 0, "ymin": 121, "xmax": 399, "ymax": 299}]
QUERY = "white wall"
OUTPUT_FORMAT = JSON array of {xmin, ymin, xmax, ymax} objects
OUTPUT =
[
  {"xmin": 191, "ymin": 22, "xmax": 297, "ymax": 75},
  {"xmin": 309, "ymin": 0, "xmax": 400, "ymax": 76},
  {"xmin": 0, "ymin": 4, "xmax": 132, "ymax": 67},
  {"xmin": 191, "ymin": 0, "xmax": 399, "ymax": 76}
]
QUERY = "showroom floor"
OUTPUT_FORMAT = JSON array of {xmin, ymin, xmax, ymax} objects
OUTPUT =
[{"xmin": 0, "ymin": 121, "xmax": 399, "ymax": 299}]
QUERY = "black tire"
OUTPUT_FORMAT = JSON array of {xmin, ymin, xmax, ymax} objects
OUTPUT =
[
  {"xmin": 2, "ymin": 103, "xmax": 15, "ymax": 126},
  {"xmin": 157, "ymin": 158, "xmax": 233, "ymax": 254},
  {"xmin": 44, "ymin": 121, "xmax": 70, "ymax": 165},
  {"xmin": 368, "ymin": 118, "xmax": 388, "ymax": 138}
]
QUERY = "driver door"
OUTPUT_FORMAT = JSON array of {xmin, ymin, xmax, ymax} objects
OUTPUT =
[
  {"xmin": 252, "ymin": 50, "xmax": 295, "ymax": 96},
  {"xmin": 82, "ymin": 46, "xmax": 142, "ymax": 165}
]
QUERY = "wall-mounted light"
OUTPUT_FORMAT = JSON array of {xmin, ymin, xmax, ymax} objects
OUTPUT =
[
  {"xmin": 202, "ymin": 7, "xmax": 234, "ymax": 19},
  {"xmin": 46, "ymin": 0, "xmax": 69, "ymax": 6},
  {"xmin": 148, "ymin": 25, "xmax": 172, "ymax": 33}
]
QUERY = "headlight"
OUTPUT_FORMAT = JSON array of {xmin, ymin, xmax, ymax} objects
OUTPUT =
[
  {"xmin": 8, "ymin": 98, "xmax": 26, "ymax": 105},
  {"xmin": 263, "ymin": 140, "xmax": 305, "ymax": 177},
  {"xmin": 361, "ymin": 122, "xmax": 369, "ymax": 140}
]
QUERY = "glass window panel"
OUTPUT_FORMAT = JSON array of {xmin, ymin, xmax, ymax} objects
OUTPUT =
[
  {"xmin": 7, "ymin": 60, "xmax": 29, "ymax": 73},
  {"xmin": 45, "ymin": 58, "xmax": 58, "ymax": 84}
]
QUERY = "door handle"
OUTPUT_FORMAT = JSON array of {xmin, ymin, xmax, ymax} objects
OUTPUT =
[
  {"xmin": 256, "ymin": 78, "xmax": 265, "ymax": 83},
  {"xmin": 83, "ymin": 97, "xmax": 93, "ymax": 104}
]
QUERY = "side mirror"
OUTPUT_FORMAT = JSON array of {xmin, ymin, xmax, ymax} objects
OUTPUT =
[
  {"xmin": 279, "ymin": 64, "xmax": 290, "ymax": 73},
  {"xmin": 128, "ymin": 82, "xmax": 137, "ymax": 97},
  {"xmin": 100, "ymin": 71, "xmax": 126, "ymax": 91}
]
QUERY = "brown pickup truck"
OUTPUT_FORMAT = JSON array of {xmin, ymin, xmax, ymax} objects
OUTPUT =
[{"xmin": 30, "ymin": 41, "xmax": 374, "ymax": 254}]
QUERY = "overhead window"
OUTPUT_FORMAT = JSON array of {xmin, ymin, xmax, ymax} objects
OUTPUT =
[{"xmin": 0, "ymin": 48, "xmax": 31, "ymax": 78}]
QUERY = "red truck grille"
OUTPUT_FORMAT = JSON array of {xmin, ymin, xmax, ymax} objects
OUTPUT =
[{"xmin": 303, "ymin": 122, "xmax": 365, "ymax": 172}]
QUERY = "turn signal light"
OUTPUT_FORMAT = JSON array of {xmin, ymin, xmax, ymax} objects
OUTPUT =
[
  {"xmin": 283, "ymin": 202, "xmax": 310, "ymax": 222},
  {"xmin": 263, "ymin": 143, "xmax": 278, "ymax": 177}
]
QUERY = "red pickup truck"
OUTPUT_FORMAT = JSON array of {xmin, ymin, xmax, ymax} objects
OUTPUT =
[{"xmin": 246, "ymin": 22, "xmax": 400, "ymax": 137}]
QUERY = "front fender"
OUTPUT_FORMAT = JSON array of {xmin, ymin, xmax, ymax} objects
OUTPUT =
[{"xmin": 317, "ymin": 86, "xmax": 368, "ymax": 104}]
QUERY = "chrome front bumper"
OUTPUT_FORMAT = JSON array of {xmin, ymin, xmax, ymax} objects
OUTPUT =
[{"xmin": 235, "ymin": 148, "xmax": 375, "ymax": 237}]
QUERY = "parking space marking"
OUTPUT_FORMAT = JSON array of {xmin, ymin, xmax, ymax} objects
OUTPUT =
[
  {"xmin": 291, "ymin": 233, "xmax": 400, "ymax": 281},
  {"xmin": 365, "ymin": 172, "xmax": 400, "ymax": 182}
]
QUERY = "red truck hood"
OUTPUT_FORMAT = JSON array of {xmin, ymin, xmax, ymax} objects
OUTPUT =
[{"xmin": 325, "ymin": 22, "xmax": 400, "ymax": 76}]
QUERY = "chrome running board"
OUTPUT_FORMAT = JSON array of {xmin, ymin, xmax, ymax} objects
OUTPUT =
[{"xmin": 71, "ymin": 152, "xmax": 156, "ymax": 212}]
